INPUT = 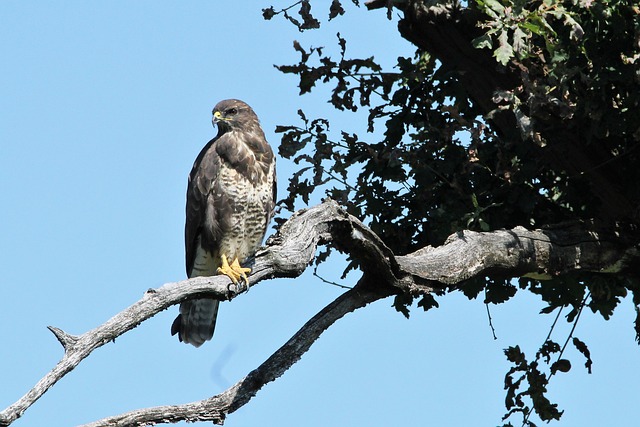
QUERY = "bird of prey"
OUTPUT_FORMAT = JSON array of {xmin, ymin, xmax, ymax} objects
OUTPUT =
[{"xmin": 171, "ymin": 99, "xmax": 276, "ymax": 347}]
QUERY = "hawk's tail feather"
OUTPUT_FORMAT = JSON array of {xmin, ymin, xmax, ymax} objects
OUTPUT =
[{"xmin": 171, "ymin": 298, "xmax": 219, "ymax": 347}]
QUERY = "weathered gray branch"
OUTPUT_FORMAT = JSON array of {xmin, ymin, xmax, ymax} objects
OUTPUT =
[
  {"xmin": 398, "ymin": 225, "xmax": 640, "ymax": 285},
  {"xmin": 79, "ymin": 284, "xmax": 392, "ymax": 427},
  {"xmin": 1, "ymin": 199, "xmax": 637, "ymax": 426},
  {"xmin": 0, "ymin": 199, "xmax": 397, "ymax": 427}
]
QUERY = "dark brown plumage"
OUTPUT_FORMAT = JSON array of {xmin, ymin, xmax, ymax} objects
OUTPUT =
[{"xmin": 171, "ymin": 99, "xmax": 276, "ymax": 347}]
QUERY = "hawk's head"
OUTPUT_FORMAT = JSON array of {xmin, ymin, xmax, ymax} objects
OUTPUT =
[{"xmin": 212, "ymin": 99, "xmax": 260, "ymax": 133}]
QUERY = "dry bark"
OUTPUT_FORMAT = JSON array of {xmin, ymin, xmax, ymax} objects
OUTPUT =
[{"xmin": 1, "ymin": 199, "xmax": 636, "ymax": 426}]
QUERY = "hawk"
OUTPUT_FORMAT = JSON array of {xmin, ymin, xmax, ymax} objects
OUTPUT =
[{"xmin": 171, "ymin": 99, "xmax": 276, "ymax": 347}]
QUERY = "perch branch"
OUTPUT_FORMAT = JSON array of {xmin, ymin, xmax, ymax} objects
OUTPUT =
[
  {"xmin": 0, "ymin": 199, "xmax": 400, "ymax": 426},
  {"xmin": 1, "ymin": 199, "xmax": 638, "ymax": 426}
]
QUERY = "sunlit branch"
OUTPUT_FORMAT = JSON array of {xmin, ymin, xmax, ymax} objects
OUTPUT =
[{"xmin": 2, "ymin": 199, "xmax": 636, "ymax": 426}]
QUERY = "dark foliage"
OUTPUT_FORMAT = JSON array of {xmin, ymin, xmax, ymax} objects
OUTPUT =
[{"xmin": 265, "ymin": 0, "xmax": 640, "ymax": 424}]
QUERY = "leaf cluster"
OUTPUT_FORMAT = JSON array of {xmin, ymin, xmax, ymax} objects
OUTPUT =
[
  {"xmin": 502, "ymin": 333, "xmax": 594, "ymax": 426},
  {"xmin": 274, "ymin": 33, "xmax": 571, "ymax": 256},
  {"xmin": 263, "ymin": 0, "xmax": 358, "ymax": 30},
  {"xmin": 474, "ymin": 0, "xmax": 640, "ymax": 216}
]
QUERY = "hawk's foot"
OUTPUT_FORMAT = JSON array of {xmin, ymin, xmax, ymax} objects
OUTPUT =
[{"xmin": 217, "ymin": 254, "xmax": 251, "ymax": 288}]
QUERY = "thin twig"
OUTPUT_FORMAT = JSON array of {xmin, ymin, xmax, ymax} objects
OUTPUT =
[
  {"xmin": 313, "ymin": 269, "xmax": 353, "ymax": 290},
  {"xmin": 485, "ymin": 303, "xmax": 498, "ymax": 340},
  {"xmin": 544, "ymin": 305, "xmax": 564, "ymax": 344},
  {"xmin": 556, "ymin": 293, "xmax": 590, "ymax": 362},
  {"xmin": 269, "ymin": 1, "xmax": 303, "ymax": 16}
]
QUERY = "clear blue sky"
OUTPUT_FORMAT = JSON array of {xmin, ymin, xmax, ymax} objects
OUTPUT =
[{"xmin": 1, "ymin": 2, "xmax": 638, "ymax": 426}]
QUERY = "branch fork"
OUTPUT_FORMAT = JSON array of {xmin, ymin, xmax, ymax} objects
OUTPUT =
[{"xmin": 2, "ymin": 199, "xmax": 636, "ymax": 426}]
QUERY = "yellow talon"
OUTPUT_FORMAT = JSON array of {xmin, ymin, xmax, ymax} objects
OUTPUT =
[
  {"xmin": 230, "ymin": 257, "xmax": 251, "ymax": 285},
  {"xmin": 217, "ymin": 254, "xmax": 251, "ymax": 286}
]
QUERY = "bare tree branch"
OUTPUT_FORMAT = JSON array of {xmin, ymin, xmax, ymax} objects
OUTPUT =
[
  {"xmin": 0, "ymin": 199, "xmax": 398, "ymax": 426},
  {"xmin": 397, "ymin": 224, "xmax": 640, "ymax": 285},
  {"xmin": 1, "ymin": 199, "xmax": 638, "ymax": 426},
  {"xmin": 79, "ymin": 283, "xmax": 392, "ymax": 427}
]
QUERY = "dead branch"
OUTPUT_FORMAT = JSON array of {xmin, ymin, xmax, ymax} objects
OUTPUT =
[
  {"xmin": 1, "ymin": 199, "xmax": 637, "ymax": 426},
  {"xmin": 79, "ymin": 284, "xmax": 391, "ymax": 427}
]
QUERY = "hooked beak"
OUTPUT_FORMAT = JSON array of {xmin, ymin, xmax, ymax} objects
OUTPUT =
[{"xmin": 212, "ymin": 110, "xmax": 223, "ymax": 125}]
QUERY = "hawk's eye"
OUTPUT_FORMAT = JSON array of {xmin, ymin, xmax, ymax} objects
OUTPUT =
[{"xmin": 226, "ymin": 108, "xmax": 238, "ymax": 115}]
